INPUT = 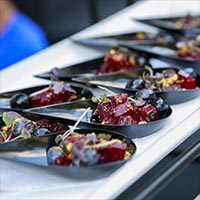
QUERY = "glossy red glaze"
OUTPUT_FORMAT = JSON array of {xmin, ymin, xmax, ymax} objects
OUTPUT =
[{"xmin": 178, "ymin": 70, "xmax": 197, "ymax": 89}]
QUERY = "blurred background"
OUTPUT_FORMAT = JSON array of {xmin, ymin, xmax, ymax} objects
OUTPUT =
[
  {"xmin": 14, "ymin": 0, "xmax": 139, "ymax": 44},
  {"xmin": 1, "ymin": 0, "xmax": 140, "ymax": 69}
]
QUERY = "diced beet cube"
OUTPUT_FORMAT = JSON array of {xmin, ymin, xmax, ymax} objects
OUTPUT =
[
  {"xmin": 55, "ymin": 155, "xmax": 72, "ymax": 166},
  {"xmin": 31, "ymin": 83, "xmax": 77, "ymax": 107},
  {"xmin": 104, "ymin": 50, "xmax": 138, "ymax": 73},
  {"xmin": 31, "ymin": 88, "xmax": 54, "ymax": 107},
  {"xmin": 97, "ymin": 101, "xmax": 112, "ymax": 121},
  {"xmin": 114, "ymin": 101, "xmax": 133, "ymax": 117},
  {"xmin": 97, "ymin": 143, "xmax": 126, "ymax": 163},
  {"xmin": 109, "ymin": 143, "xmax": 127, "ymax": 162},
  {"xmin": 139, "ymin": 105, "xmax": 159, "ymax": 122},
  {"xmin": 181, "ymin": 76, "xmax": 196, "ymax": 89},
  {"xmin": 98, "ymin": 148, "xmax": 109, "ymax": 164},
  {"xmin": 177, "ymin": 69, "xmax": 197, "ymax": 89},
  {"xmin": 129, "ymin": 109, "xmax": 141, "ymax": 124},
  {"xmin": 56, "ymin": 91, "xmax": 77, "ymax": 103},
  {"xmin": 110, "ymin": 93, "xmax": 128, "ymax": 107}
]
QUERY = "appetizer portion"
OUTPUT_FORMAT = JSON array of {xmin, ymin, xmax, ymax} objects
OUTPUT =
[
  {"xmin": 30, "ymin": 82, "xmax": 77, "ymax": 107},
  {"xmin": 91, "ymin": 89, "xmax": 169, "ymax": 125},
  {"xmin": 96, "ymin": 46, "xmax": 139, "ymax": 74},
  {"xmin": 127, "ymin": 66, "xmax": 197, "ymax": 91},
  {"xmin": 10, "ymin": 82, "xmax": 78, "ymax": 109},
  {"xmin": 26, "ymin": 90, "xmax": 172, "ymax": 137},
  {"xmin": 174, "ymin": 14, "xmax": 200, "ymax": 29},
  {"xmin": 0, "ymin": 111, "xmax": 67, "ymax": 143},
  {"xmin": 74, "ymin": 30, "xmax": 175, "ymax": 47},
  {"xmin": 131, "ymin": 31, "xmax": 174, "ymax": 44},
  {"xmin": 177, "ymin": 35, "xmax": 200, "ymax": 60},
  {"xmin": 133, "ymin": 32, "xmax": 156, "ymax": 41},
  {"xmin": 47, "ymin": 130, "xmax": 134, "ymax": 167}
]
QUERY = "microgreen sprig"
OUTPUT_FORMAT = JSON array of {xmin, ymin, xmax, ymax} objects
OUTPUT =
[{"xmin": 97, "ymin": 85, "xmax": 145, "ymax": 106}]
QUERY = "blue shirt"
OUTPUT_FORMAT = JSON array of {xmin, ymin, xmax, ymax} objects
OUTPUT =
[{"xmin": 0, "ymin": 11, "xmax": 49, "ymax": 70}]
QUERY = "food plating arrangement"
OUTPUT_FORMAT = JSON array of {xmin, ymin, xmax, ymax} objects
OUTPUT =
[
  {"xmin": 0, "ymin": 12, "xmax": 200, "ymax": 166},
  {"xmin": 1, "ymin": 10, "xmax": 200, "ymax": 194},
  {"xmin": 127, "ymin": 66, "xmax": 198, "ymax": 91},
  {"xmin": 0, "ymin": 111, "xmax": 67, "ymax": 143},
  {"xmin": 47, "ymin": 130, "xmax": 135, "ymax": 167}
]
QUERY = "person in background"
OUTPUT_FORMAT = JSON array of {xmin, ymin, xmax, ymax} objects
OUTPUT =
[{"xmin": 0, "ymin": 0, "xmax": 49, "ymax": 70}]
